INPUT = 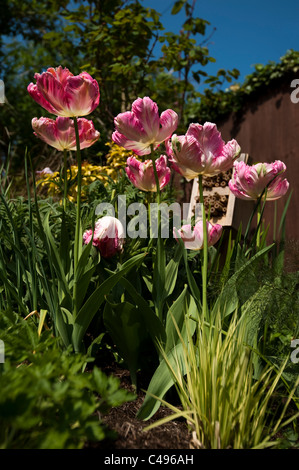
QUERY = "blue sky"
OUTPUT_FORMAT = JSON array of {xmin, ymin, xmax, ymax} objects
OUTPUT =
[{"xmin": 143, "ymin": 0, "xmax": 299, "ymax": 89}]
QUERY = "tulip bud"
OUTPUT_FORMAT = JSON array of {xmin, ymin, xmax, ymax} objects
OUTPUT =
[
  {"xmin": 83, "ymin": 216, "xmax": 125, "ymax": 258},
  {"xmin": 125, "ymin": 155, "xmax": 170, "ymax": 192},
  {"xmin": 174, "ymin": 220, "xmax": 222, "ymax": 250}
]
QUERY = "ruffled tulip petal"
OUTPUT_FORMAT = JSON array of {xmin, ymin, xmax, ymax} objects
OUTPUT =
[
  {"xmin": 113, "ymin": 109, "xmax": 151, "ymax": 155},
  {"xmin": 228, "ymin": 180, "xmax": 253, "ymax": 200},
  {"xmin": 168, "ymin": 155, "xmax": 200, "ymax": 181},
  {"xmin": 131, "ymin": 97, "xmax": 160, "ymax": 141},
  {"xmin": 229, "ymin": 160, "xmax": 289, "ymax": 201},
  {"xmin": 48, "ymin": 65, "xmax": 72, "ymax": 85},
  {"xmin": 32, "ymin": 116, "xmax": 100, "ymax": 151},
  {"xmin": 64, "ymin": 73, "xmax": 100, "ymax": 116},
  {"xmin": 28, "ymin": 66, "xmax": 100, "ymax": 117},
  {"xmin": 207, "ymin": 223, "xmax": 223, "ymax": 246},
  {"xmin": 76, "ymin": 118, "xmax": 100, "ymax": 149},
  {"xmin": 167, "ymin": 134, "xmax": 203, "ymax": 180},
  {"xmin": 125, "ymin": 155, "xmax": 170, "ymax": 192},
  {"xmin": 167, "ymin": 122, "xmax": 240, "ymax": 179},
  {"xmin": 27, "ymin": 83, "xmax": 59, "ymax": 115},
  {"xmin": 32, "ymin": 117, "xmax": 61, "ymax": 149},
  {"xmin": 36, "ymin": 71, "xmax": 69, "ymax": 116},
  {"xmin": 157, "ymin": 109, "xmax": 179, "ymax": 144},
  {"xmin": 114, "ymin": 111, "xmax": 147, "ymax": 141},
  {"xmin": 174, "ymin": 224, "xmax": 200, "ymax": 250},
  {"xmin": 212, "ymin": 139, "xmax": 241, "ymax": 173},
  {"xmin": 187, "ymin": 122, "xmax": 223, "ymax": 161},
  {"xmin": 174, "ymin": 221, "xmax": 222, "ymax": 250},
  {"xmin": 112, "ymin": 97, "xmax": 178, "ymax": 155},
  {"xmin": 154, "ymin": 155, "xmax": 171, "ymax": 190},
  {"xmin": 112, "ymin": 131, "xmax": 152, "ymax": 156},
  {"xmin": 266, "ymin": 178, "xmax": 289, "ymax": 200},
  {"xmin": 83, "ymin": 229, "xmax": 94, "ymax": 246}
]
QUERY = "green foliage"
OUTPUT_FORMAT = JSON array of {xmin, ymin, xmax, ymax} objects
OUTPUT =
[
  {"xmin": 137, "ymin": 191, "xmax": 299, "ymax": 420},
  {"xmin": 101, "ymin": 232, "xmax": 186, "ymax": 386},
  {"xmin": 0, "ymin": 313, "xmax": 135, "ymax": 449},
  {"xmin": 143, "ymin": 309, "xmax": 299, "ymax": 449},
  {"xmin": 137, "ymin": 286, "xmax": 199, "ymax": 420},
  {"xmin": 103, "ymin": 299, "xmax": 149, "ymax": 388},
  {"xmin": 0, "ymin": 162, "xmax": 147, "ymax": 353},
  {"xmin": 0, "ymin": 0, "xmax": 298, "ymax": 451},
  {"xmin": 190, "ymin": 49, "xmax": 299, "ymax": 123},
  {"xmin": 0, "ymin": 0, "xmax": 238, "ymax": 174}
]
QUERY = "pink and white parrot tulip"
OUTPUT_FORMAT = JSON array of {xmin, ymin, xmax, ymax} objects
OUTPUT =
[
  {"xmin": 112, "ymin": 96, "xmax": 178, "ymax": 156},
  {"xmin": 28, "ymin": 66, "xmax": 100, "ymax": 117}
]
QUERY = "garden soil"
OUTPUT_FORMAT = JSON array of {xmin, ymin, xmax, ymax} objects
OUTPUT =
[{"xmin": 88, "ymin": 361, "xmax": 191, "ymax": 450}]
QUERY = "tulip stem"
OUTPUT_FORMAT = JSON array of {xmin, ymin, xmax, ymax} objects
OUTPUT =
[
  {"xmin": 150, "ymin": 146, "xmax": 161, "ymax": 235},
  {"xmin": 151, "ymin": 145, "xmax": 165, "ymax": 321},
  {"xmin": 256, "ymin": 203, "xmax": 261, "ymax": 250},
  {"xmin": 63, "ymin": 149, "xmax": 68, "ymax": 212},
  {"xmin": 73, "ymin": 116, "xmax": 82, "ymax": 315},
  {"xmin": 147, "ymin": 192, "xmax": 154, "ymax": 249},
  {"xmin": 198, "ymin": 174, "xmax": 208, "ymax": 320}
]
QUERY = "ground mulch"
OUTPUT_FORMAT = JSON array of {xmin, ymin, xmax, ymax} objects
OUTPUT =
[{"xmin": 90, "ymin": 363, "xmax": 192, "ymax": 450}]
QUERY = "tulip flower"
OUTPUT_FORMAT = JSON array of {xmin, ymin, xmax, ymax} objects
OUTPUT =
[
  {"xmin": 166, "ymin": 122, "xmax": 240, "ymax": 180},
  {"xmin": 27, "ymin": 66, "xmax": 100, "ymax": 117},
  {"xmin": 112, "ymin": 96, "xmax": 178, "ymax": 156},
  {"xmin": 32, "ymin": 116, "xmax": 100, "ymax": 151},
  {"xmin": 174, "ymin": 220, "xmax": 222, "ymax": 250},
  {"xmin": 83, "ymin": 216, "xmax": 125, "ymax": 258},
  {"xmin": 35, "ymin": 167, "xmax": 54, "ymax": 178},
  {"xmin": 228, "ymin": 160, "xmax": 289, "ymax": 201},
  {"xmin": 125, "ymin": 155, "xmax": 170, "ymax": 192}
]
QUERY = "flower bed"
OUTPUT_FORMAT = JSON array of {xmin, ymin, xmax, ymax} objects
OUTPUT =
[{"xmin": 0, "ymin": 66, "xmax": 298, "ymax": 450}]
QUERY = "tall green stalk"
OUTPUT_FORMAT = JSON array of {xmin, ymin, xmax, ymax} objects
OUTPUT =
[
  {"xmin": 150, "ymin": 145, "xmax": 161, "ymax": 237},
  {"xmin": 150, "ymin": 145, "xmax": 165, "ymax": 321},
  {"xmin": 73, "ymin": 116, "xmax": 82, "ymax": 315},
  {"xmin": 63, "ymin": 148, "xmax": 68, "ymax": 212},
  {"xmin": 273, "ymin": 200, "xmax": 277, "ymax": 244},
  {"xmin": 147, "ymin": 191, "xmax": 154, "ymax": 251},
  {"xmin": 198, "ymin": 174, "xmax": 208, "ymax": 320},
  {"xmin": 256, "ymin": 203, "xmax": 262, "ymax": 250}
]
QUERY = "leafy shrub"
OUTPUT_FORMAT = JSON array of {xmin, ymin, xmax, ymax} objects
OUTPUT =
[{"xmin": 0, "ymin": 313, "xmax": 135, "ymax": 449}]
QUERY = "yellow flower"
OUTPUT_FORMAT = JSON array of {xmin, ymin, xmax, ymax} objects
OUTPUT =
[{"xmin": 36, "ymin": 141, "xmax": 137, "ymax": 200}]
